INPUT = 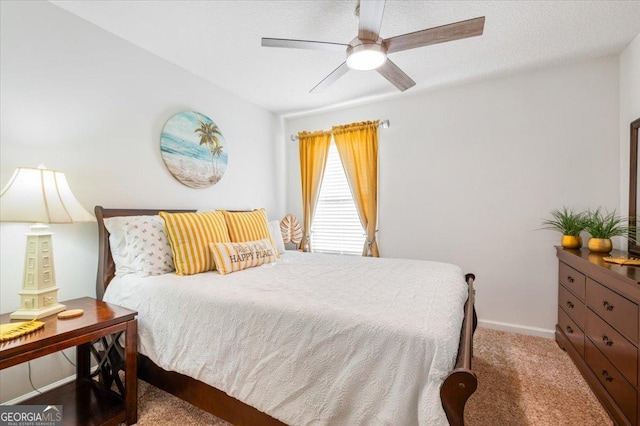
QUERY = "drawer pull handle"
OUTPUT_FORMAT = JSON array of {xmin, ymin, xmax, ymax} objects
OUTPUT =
[
  {"xmin": 566, "ymin": 325, "xmax": 574, "ymax": 334},
  {"xmin": 602, "ymin": 335, "xmax": 614, "ymax": 346},
  {"xmin": 566, "ymin": 301, "xmax": 574, "ymax": 309},
  {"xmin": 602, "ymin": 300, "xmax": 614, "ymax": 311},
  {"xmin": 601, "ymin": 370, "xmax": 614, "ymax": 383},
  {"xmin": 567, "ymin": 276, "xmax": 575, "ymax": 283}
]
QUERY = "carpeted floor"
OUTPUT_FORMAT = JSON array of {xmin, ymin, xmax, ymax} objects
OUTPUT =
[
  {"xmin": 464, "ymin": 328, "xmax": 610, "ymax": 425},
  {"xmin": 130, "ymin": 327, "xmax": 611, "ymax": 425}
]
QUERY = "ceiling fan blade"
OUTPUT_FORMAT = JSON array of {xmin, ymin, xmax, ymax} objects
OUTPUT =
[
  {"xmin": 310, "ymin": 62, "xmax": 350, "ymax": 93},
  {"xmin": 358, "ymin": 0, "xmax": 386, "ymax": 41},
  {"xmin": 384, "ymin": 16, "xmax": 485, "ymax": 53},
  {"xmin": 377, "ymin": 59, "xmax": 416, "ymax": 91},
  {"xmin": 261, "ymin": 38, "xmax": 347, "ymax": 52}
]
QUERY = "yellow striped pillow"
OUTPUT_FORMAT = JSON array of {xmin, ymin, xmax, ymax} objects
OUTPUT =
[
  {"xmin": 209, "ymin": 238, "xmax": 276, "ymax": 275},
  {"xmin": 159, "ymin": 211, "xmax": 231, "ymax": 275},
  {"xmin": 222, "ymin": 209, "xmax": 280, "ymax": 258}
]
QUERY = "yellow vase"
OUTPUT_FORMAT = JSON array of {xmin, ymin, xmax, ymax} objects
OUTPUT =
[
  {"xmin": 587, "ymin": 238, "xmax": 612, "ymax": 253},
  {"xmin": 561, "ymin": 235, "xmax": 582, "ymax": 249}
]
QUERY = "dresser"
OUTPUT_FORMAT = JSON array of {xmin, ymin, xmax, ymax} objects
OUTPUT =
[{"xmin": 556, "ymin": 247, "xmax": 640, "ymax": 425}]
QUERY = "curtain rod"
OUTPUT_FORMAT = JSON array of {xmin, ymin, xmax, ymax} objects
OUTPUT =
[{"xmin": 290, "ymin": 119, "xmax": 390, "ymax": 141}]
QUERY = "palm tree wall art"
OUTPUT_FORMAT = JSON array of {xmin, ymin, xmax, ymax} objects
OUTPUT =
[
  {"xmin": 195, "ymin": 121, "xmax": 225, "ymax": 177},
  {"xmin": 160, "ymin": 111, "xmax": 228, "ymax": 188}
]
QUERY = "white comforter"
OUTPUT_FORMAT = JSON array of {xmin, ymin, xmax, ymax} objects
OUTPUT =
[{"xmin": 103, "ymin": 251, "xmax": 468, "ymax": 426}]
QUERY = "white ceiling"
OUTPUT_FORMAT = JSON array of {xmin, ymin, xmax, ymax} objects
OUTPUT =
[{"xmin": 51, "ymin": 0, "xmax": 640, "ymax": 118}]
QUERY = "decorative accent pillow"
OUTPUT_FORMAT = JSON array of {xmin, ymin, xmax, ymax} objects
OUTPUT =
[
  {"xmin": 159, "ymin": 211, "xmax": 231, "ymax": 275},
  {"xmin": 268, "ymin": 220, "xmax": 286, "ymax": 255},
  {"xmin": 222, "ymin": 209, "xmax": 280, "ymax": 258},
  {"xmin": 209, "ymin": 238, "xmax": 276, "ymax": 275},
  {"xmin": 104, "ymin": 215, "xmax": 175, "ymax": 277}
]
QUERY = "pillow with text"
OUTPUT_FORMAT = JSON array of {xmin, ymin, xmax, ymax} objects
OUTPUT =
[{"xmin": 209, "ymin": 238, "xmax": 276, "ymax": 275}]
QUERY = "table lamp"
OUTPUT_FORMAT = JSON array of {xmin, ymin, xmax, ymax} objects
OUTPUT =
[{"xmin": 0, "ymin": 165, "xmax": 95, "ymax": 319}]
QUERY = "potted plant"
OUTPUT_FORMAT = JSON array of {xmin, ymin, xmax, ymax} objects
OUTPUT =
[
  {"xmin": 541, "ymin": 207, "xmax": 587, "ymax": 249},
  {"xmin": 584, "ymin": 208, "xmax": 635, "ymax": 253}
]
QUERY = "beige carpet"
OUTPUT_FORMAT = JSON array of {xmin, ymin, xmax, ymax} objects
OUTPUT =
[
  {"xmin": 130, "ymin": 327, "xmax": 611, "ymax": 425},
  {"xmin": 465, "ymin": 328, "xmax": 610, "ymax": 425}
]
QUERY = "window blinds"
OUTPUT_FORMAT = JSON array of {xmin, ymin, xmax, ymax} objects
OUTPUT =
[{"xmin": 311, "ymin": 142, "xmax": 365, "ymax": 255}]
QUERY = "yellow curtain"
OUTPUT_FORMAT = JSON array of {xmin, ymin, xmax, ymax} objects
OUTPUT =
[
  {"xmin": 299, "ymin": 130, "xmax": 332, "ymax": 252},
  {"xmin": 332, "ymin": 120, "xmax": 380, "ymax": 257}
]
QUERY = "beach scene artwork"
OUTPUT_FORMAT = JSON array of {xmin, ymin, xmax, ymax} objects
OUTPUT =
[{"xmin": 160, "ymin": 111, "xmax": 228, "ymax": 188}]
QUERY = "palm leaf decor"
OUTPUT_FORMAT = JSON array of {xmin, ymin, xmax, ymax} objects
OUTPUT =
[
  {"xmin": 280, "ymin": 214, "xmax": 303, "ymax": 246},
  {"xmin": 0, "ymin": 319, "xmax": 45, "ymax": 342}
]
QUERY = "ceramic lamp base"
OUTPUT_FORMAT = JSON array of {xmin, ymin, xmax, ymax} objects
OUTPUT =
[{"xmin": 10, "ymin": 303, "xmax": 66, "ymax": 320}]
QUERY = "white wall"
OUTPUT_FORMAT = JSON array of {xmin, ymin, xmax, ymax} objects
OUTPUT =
[
  {"xmin": 619, "ymin": 34, "xmax": 640, "ymax": 220},
  {"xmin": 285, "ymin": 56, "xmax": 620, "ymax": 336},
  {"xmin": 0, "ymin": 1, "xmax": 284, "ymax": 403}
]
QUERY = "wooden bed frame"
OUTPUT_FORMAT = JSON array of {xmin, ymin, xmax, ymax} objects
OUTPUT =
[{"xmin": 95, "ymin": 206, "xmax": 478, "ymax": 426}]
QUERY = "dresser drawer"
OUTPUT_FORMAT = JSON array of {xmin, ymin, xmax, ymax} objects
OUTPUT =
[
  {"xmin": 587, "ymin": 278, "xmax": 639, "ymax": 345},
  {"xmin": 559, "ymin": 308, "xmax": 584, "ymax": 358},
  {"xmin": 586, "ymin": 309, "xmax": 638, "ymax": 387},
  {"xmin": 586, "ymin": 339, "xmax": 637, "ymax": 425},
  {"xmin": 559, "ymin": 284, "xmax": 586, "ymax": 326},
  {"xmin": 559, "ymin": 262, "xmax": 586, "ymax": 300}
]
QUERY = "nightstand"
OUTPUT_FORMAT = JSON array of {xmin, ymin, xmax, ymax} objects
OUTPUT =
[{"xmin": 0, "ymin": 297, "xmax": 138, "ymax": 425}]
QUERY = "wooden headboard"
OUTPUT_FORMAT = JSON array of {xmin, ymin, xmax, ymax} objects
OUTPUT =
[{"xmin": 94, "ymin": 206, "xmax": 194, "ymax": 300}]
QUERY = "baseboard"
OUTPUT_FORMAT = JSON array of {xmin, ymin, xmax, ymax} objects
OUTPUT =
[
  {"xmin": 479, "ymin": 319, "xmax": 555, "ymax": 339},
  {"xmin": 1, "ymin": 374, "xmax": 76, "ymax": 405}
]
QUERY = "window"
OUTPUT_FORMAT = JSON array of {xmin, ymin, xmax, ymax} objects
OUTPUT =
[{"xmin": 311, "ymin": 141, "xmax": 365, "ymax": 255}]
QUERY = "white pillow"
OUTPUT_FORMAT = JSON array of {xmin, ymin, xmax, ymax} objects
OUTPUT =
[
  {"xmin": 104, "ymin": 215, "xmax": 175, "ymax": 276},
  {"xmin": 268, "ymin": 220, "xmax": 286, "ymax": 255}
]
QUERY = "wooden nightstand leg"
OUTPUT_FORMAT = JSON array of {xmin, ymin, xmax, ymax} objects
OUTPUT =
[
  {"xmin": 76, "ymin": 342, "xmax": 91, "ymax": 380},
  {"xmin": 125, "ymin": 319, "xmax": 138, "ymax": 425}
]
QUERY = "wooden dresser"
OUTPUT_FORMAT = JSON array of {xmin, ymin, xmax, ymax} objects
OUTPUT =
[{"xmin": 556, "ymin": 247, "xmax": 640, "ymax": 425}]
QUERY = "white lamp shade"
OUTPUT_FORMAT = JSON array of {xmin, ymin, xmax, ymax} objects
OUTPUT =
[{"xmin": 0, "ymin": 166, "xmax": 95, "ymax": 223}]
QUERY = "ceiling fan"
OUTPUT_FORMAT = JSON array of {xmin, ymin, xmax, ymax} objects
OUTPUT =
[{"xmin": 261, "ymin": 0, "xmax": 485, "ymax": 93}]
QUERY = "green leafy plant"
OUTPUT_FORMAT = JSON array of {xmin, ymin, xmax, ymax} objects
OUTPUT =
[
  {"xmin": 541, "ymin": 207, "xmax": 587, "ymax": 236},
  {"xmin": 584, "ymin": 208, "xmax": 636, "ymax": 242}
]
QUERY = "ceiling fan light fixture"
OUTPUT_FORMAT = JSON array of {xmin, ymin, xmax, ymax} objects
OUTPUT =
[{"xmin": 346, "ymin": 42, "xmax": 387, "ymax": 71}]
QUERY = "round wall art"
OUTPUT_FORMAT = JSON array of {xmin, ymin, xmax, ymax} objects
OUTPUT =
[{"xmin": 160, "ymin": 111, "xmax": 228, "ymax": 188}]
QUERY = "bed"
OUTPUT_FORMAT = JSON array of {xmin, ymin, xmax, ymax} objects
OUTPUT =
[{"xmin": 95, "ymin": 206, "xmax": 478, "ymax": 426}]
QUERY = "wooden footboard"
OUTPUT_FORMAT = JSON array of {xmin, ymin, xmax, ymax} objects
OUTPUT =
[{"xmin": 441, "ymin": 273, "xmax": 478, "ymax": 426}]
